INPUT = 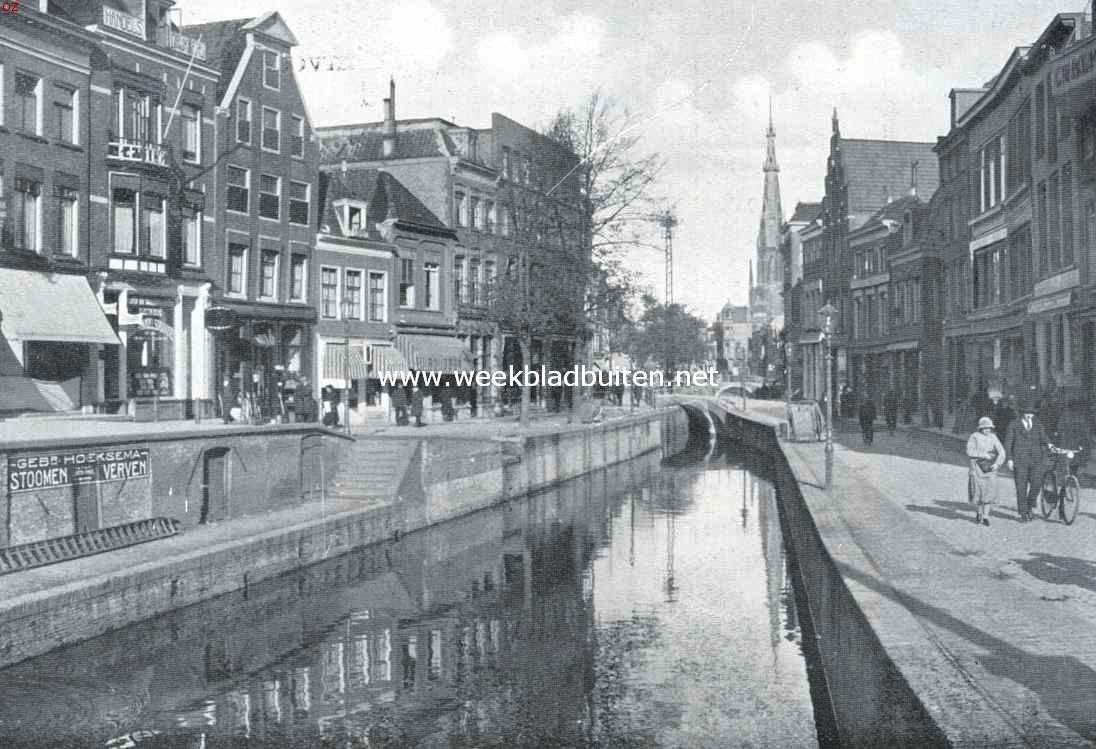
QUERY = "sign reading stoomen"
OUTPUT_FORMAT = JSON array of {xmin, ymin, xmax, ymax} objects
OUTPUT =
[{"xmin": 8, "ymin": 447, "xmax": 151, "ymax": 494}]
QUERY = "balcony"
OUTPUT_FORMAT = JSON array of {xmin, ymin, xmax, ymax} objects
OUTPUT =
[
  {"xmin": 101, "ymin": 5, "xmax": 146, "ymax": 39},
  {"xmin": 156, "ymin": 27, "xmax": 207, "ymax": 61},
  {"xmin": 107, "ymin": 137, "xmax": 170, "ymax": 168}
]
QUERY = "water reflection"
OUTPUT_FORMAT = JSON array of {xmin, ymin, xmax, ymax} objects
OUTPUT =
[{"xmin": 0, "ymin": 441, "xmax": 822, "ymax": 748}]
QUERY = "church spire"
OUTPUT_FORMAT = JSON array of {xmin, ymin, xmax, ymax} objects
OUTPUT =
[{"xmin": 763, "ymin": 95, "xmax": 778, "ymax": 172}]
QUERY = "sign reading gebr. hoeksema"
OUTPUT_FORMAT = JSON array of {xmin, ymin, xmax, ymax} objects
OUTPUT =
[{"xmin": 7, "ymin": 447, "xmax": 151, "ymax": 494}]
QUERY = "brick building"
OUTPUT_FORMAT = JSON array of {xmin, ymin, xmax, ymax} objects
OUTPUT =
[
  {"xmin": 781, "ymin": 201, "xmax": 821, "ymax": 397},
  {"xmin": 181, "ymin": 11, "xmax": 319, "ymax": 420}
]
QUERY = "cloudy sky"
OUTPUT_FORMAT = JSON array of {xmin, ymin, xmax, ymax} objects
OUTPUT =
[{"xmin": 183, "ymin": 0, "xmax": 1075, "ymax": 318}]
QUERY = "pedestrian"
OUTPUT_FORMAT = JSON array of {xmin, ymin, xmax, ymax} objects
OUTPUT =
[
  {"xmin": 1051, "ymin": 396, "xmax": 1090, "ymax": 485},
  {"xmin": 1004, "ymin": 402, "xmax": 1050, "ymax": 522},
  {"xmin": 967, "ymin": 416, "xmax": 1005, "ymax": 526},
  {"xmin": 295, "ymin": 377, "xmax": 317, "ymax": 423},
  {"xmin": 858, "ymin": 396, "xmax": 877, "ymax": 446},
  {"xmin": 391, "ymin": 384, "xmax": 410, "ymax": 426},
  {"xmin": 411, "ymin": 385, "xmax": 425, "ymax": 427},
  {"xmin": 220, "ymin": 377, "xmax": 234, "ymax": 424},
  {"xmin": 840, "ymin": 384, "xmax": 855, "ymax": 420},
  {"xmin": 883, "ymin": 387, "xmax": 899, "ymax": 436},
  {"xmin": 993, "ymin": 396, "xmax": 1016, "ymax": 444},
  {"xmin": 321, "ymin": 385, "xmax": 340, "ymax": 428}
]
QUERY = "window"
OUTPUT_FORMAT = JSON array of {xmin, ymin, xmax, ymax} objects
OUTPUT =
[
  {"xmin": 347, "ymin": 205, "xmax": 364, "ymax": 233},
  {"xmin": 141, "ymin": 194, "xmax": 165, "ymax": 257},
  {"xmin": 15, "ymin": 72, "xmax": 40, "ymax": 134},
  {"xmin": 486, "ymin": 201, "xmax": 496, "ymax": 233},
  {"xmin": 228, "ymin": 243, "xmax": 248, "ymax": 295},
  {"xmin": 116, "ymin": 86, "xmax": 156, "ymax": 143},
  {"xmin": 236, "ymin": 99, "xmax": 251, "ymax": 143},
  {"xmin": 423, "ymin": 262, "xmax": 439, "ymax": 310},
  {"xmin": 262, "ymin": 108, "xmax": 280, "ymax": 152},
  {"xmin": 345, "ymin": 269, "xmax": 362, "ymax": 319},
  {"xmin": 289, "ymin": 181, "xmax": 310, "ymax": 225},
  {"xmin": 502, "ymin": 147, "xmax": 512, "ymax": 179},
  {"xmin": 227, "ymin": 166, "xmax": 249, "ymax": 213},
  {"xmin": 11, "ymin": 178, "xmax": 39, "ymax": 252},
  {"xmin": 470, "ymin": 196, "xmax": 480, "ymax": 229},
  {"xmin": 1036, "ymin": 82, "xmax": 1047, "ymax": 160},
  {"xmin": 183, "ymin": 212, "xmax": 200, "ymax": 266},
  {"xmin": 112, "ymin": 188, "xmax": 135, "ymax": 254},
  {"xmin": 979, "ymin": 135, "xmax": 1003, "ymax": 213},
  {"xmin": 182, "ymin": 104, "xmax": 200, "ymax": 162},
  {"xmin": 399, "ymin": 258, "xmax": 415, "ymax": 307},
  {"xmin": 469, "ymin": 258, "xmax": 481, "ymax": 305},
  {"xmin": 55, "ymin": 186, "xmax": 77, "ymax": 257},
  {"xmin": 453, "ymin": 255, "xmax": 465, "ymax": 304},
  {"xmin": 290, "ymin": 254, "xmax": 307, "ymax": 301},
  {"xmin": 290, "ymin": 115, "xmax": 304, "ymax": 157},
  {"xmin": 262, "ymin": 50, "xmax": 281, "ymax": 90},
  {"xmin": 259, "ymin": 174, "xmax": 280, "ymax": 220},
  {"xmin": 321, "ymin": 267, "xmax": 339, "ymax": 318},
  {"xmin": 54, "ymin": 86, "xmax": 76, "ymax": 144},
  {"xmin": 1062, "ymin": 164, "xmax": 1075, "ymax": 267},
  {"xmin": 501, "ymin": 205, "xmax": 512, "ymax": 236},
  {"xmin": 1049, "ymin": 172, "xmax": 1061, "ymax": 270},
  {"xmin": 368, "ymin": 271, "xmax": 386, "ymax": 321},
  {"xmin": 259, "ymin": 250, "xmax": 279, "ymax": 299},
  {"xmin": 455, "ymin": 192, "xmax": 466, "ymax": 227},
  {"xmin": 484, "ymin": 259, "xmax": 496, "ymax": 305}
]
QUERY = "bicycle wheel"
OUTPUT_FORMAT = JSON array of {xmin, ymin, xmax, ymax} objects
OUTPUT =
[
  {"xmin": 1040, "ymin": 471, "xmax": 1058, "ymax": 519},
  {"xmin": 1060, "ymin": 475, "xmax": 1081, "ymax": 525}
]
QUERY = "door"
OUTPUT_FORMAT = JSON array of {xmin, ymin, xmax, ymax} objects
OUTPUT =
[{"xmin": 201, "ymin": 447, "xmax": 230, "ymax": 524}]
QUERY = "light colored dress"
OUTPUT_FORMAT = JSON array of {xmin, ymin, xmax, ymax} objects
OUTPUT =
[{"xmin": 967, "ymin": 430, "xmax": 1006, "ymax": 506}]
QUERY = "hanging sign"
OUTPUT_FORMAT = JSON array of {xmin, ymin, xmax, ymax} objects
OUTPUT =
[{"xmin": 205, "ymin": 306, "xmax": 240, "ymax": 332}]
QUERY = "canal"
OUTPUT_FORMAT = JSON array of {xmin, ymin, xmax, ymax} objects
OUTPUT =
[{"xmin": 0, "ymin": 438, "xmax": 835, "ymax": 748}]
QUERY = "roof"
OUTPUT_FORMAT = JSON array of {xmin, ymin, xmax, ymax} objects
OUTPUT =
[
  {"xmin": 317, "ymin": 169, "xmax": 452, "ymax": 239},
  {"xmin": 318, "ymin": 129, "xmax": 447, "ymax": 163},
  {"xmin": 839, "ymin": 139, "xmax": 939, "ymax": 213},
  {"xmin": 851, "ymin": 194, "xmax": 926, "ymax": 240},
  {"xmin": 789, "ymin": 202, "xmax": 822, "ymax": 223},
  {"xmin": 181, "ymin": 17, "xmax": 251, "ymax": 94}
]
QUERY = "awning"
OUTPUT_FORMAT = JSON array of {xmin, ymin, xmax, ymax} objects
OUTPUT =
[
  {"xmin": 323, "ymin": 343, "xmax": 369, "ymax": 380},
  {"xmin": 371, "ymin": 345, "xmax": 410, "ymax": 376},
  {"xmin": 0, "ymin": 269, "xmax": 119, "ymax": 345},
  {"xmin": 397, "ymin": 334, "xmax": 474, "ymax": 372}
]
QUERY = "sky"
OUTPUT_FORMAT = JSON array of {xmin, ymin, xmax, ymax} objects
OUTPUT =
[{"xmin": 181, "ymin": 0, "xmax": 1079, "ymax": 320}]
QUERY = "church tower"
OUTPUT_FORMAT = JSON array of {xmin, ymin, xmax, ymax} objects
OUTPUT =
[{"xmin": 753, "ymin": 100, "xmax": 784, "ymax": 327}]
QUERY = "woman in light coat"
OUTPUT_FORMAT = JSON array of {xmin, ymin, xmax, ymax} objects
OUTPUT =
[{"xmin": 967, "ymin": 415, "xmax": 1006, "ymax": 526}]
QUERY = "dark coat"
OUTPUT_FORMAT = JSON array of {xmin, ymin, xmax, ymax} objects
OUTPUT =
[
  {"xmin": 1005, "ymin": 418, "xmax": 1049, "ymax": 467},
  {"xmin": 410, "ymin": 389, "xmax": 424, "ymax": 416},
  {"xmin": 1053, "ymin": 411, "xmax": 1090, "ymax": 463},
  {"xmin": 296, "ymin": 392, "xmax": 317, "ymax": 423},
  {"xmin": 858, "ymin": 400, "xmax": 876, "ymax": 425},
  {"xmin": 391, "ymin": 386, "xmax": 409, "ymax": 409},
  {"xmin": 883, "ymin": 390, "xmax": 899, "ymax": 417}
]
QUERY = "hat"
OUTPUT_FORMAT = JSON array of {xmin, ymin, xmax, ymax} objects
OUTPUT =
[
  {"xmin": 978, "ymin": 416, "xmax": 995, "ymax": 430},
  {"xmin": 1018, "ymin": 401, "xmax": 1036, "ymax": 415}
]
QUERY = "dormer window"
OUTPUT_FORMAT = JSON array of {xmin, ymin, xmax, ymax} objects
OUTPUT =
[
  {"xmin": 335, "ymin": 200, "xmax": 369, "ymax": 235},
  {"xmin": 348, "ymin": 206, "xmax": 363, "ymax": 233}
]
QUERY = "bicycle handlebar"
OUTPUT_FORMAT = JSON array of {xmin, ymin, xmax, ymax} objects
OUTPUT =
[{"xmin": 1047, "ymin": 444, "xmax": 1082, "ymax": 456}]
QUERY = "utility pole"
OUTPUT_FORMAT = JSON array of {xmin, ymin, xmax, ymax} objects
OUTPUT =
[
  {"xmin": 819, "ymin": 303, "xmax": 838, "ymax": 490},
  {"xmin": 655, "ymin": 209, "xmax": 678, "ymax": 388}
]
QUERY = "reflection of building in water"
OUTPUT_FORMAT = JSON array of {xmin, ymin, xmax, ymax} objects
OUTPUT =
[{"xmin": 755, "ymin": 475, "xmax": 785, "ymax": 651}]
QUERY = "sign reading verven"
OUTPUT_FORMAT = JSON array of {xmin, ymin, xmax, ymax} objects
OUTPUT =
[{"xmin": 8, "ymin": 447, "xmax": 151, "ymax": 494}]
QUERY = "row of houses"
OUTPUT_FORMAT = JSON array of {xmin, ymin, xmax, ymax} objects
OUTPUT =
[
  {"xmin": 782, "ymin": 6, "xmax": 1096, "ymax": 425},
  {"xmin": 0, "ymin": 0, "xmax": 584, "ymax": 424}
]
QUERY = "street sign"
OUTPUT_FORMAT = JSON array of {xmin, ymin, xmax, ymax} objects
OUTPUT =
[{"xmin": 205, "ymin": 306, "xmax": 239, "ymax": 332}]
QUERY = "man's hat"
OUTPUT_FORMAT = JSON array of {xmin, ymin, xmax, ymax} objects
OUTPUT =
[{"xmin": 1018, "ymin": 399, "xmax": 1036, "ymax": 415}]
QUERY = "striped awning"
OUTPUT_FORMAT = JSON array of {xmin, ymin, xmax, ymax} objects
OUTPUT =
[
  {"xmin": 323, "ymin": 344, "xmax": 369, "ymax": 380},
  {"xmin": 397, "ymin": 334, "xmax": 474, "ymax": 372},
  {"xmin": 371, "ymin": 345, "xmax": 410, "ymax": 376}
]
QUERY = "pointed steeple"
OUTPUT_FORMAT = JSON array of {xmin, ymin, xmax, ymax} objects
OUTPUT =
[
  {"xmin": 832, "ymin": 107, "xmax": 840, "ymax": 136},
  {"xmin": 763, "ymin": 96, "xmax": 779, "ymax": 172}
]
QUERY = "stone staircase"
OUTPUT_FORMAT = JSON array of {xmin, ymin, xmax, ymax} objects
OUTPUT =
[{"xmin": 327, "ymin": 438, "xmax": 420, "ymax": 501}]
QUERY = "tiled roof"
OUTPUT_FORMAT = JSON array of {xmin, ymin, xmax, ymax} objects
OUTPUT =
[
  {"xmin": 789, "ymin": 202, "xmax": 822, "ymax": 223},
  {"xmin": 840, "ymin": 139, "xmax": 940, "ymax": 214},
  {"xmin": 181, "ymin": 18, "xmax": 251, "ymax": 95},
  {"xmin": 317, "ymin": 129, "xmax": 446, "ymax": 163},
  {"xmin": 318, "ymin": 169, "xmax": 451, "ymax": 239}
]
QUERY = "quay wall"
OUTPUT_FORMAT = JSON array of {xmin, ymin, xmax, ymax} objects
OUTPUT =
[
  {"xmin": 0, "ymin": 407, "xmax": 687, "ymax": 669},
  {"xmin": 716, "ymin": 404, "xmax": 955, "ymax": 747}
]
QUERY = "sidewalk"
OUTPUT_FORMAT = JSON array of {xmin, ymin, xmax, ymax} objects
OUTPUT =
[{"xmin": 782, "ymin": 424, "xmax": 1096, "ymax": 745}]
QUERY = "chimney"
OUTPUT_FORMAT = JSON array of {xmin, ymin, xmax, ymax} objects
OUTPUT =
[{"xmin": 382, "ymin": 77, "xmax": 397, "ymax": 158}]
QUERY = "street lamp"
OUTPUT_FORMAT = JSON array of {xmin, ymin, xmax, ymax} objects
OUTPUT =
[{"xmin": 819, "ymin": 302, "xmax": 838, "ymax": 491}]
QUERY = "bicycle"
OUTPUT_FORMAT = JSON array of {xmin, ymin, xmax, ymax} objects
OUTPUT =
[{"xmin": 1038, "ymin": 445, "xmax": 1083, "ymax": 525}]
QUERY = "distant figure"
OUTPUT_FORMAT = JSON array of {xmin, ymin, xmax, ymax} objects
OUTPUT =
[
  {"xmin": 220, "ymin": 377, "xmax": 234, "ymax": 424},
  {"xmin": 1051, "ymin": 396, "xmax": 1090, "ymax": 485},
  {"xmin": 411, "ymin": 385, "xmax": 425, "ymax": 427},
  {"xmin": 993, "ymin": 397, "xmax": 1016, "ymax": 444},
  {"xmin": 883, "ymin": 388, "xmax": 899, "ymax": 436},
  {"xmin": 840, "ymin": 384, "xmax": 855, "ymax": 420},
  {"xmin": 295, "ymin": 377, "xmax": 317, "ymax": 423},
  {"xmin": 858, "ymin": 396, "xmax": 877, "ymax": 446},
  {"xmin": 966, "ymin": 416, "xmax": 1005, "ymax": 526},
  {"xmin": 321, "ymin": 385, "xmax": 340, "ymax": 428},
  {"xmin": 391, "ymin": 384, "xmax": 410, "ymax": 426}
]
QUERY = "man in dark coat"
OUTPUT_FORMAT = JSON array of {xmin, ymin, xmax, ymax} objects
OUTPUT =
[
  {"xmin": 295, "ymin": 377, "xmax": 317, "ymax": 423},
  {"xmin": 858, "ymin": 396, "xmax": 877, "ymax": 446},
  {"xmin": 1005, "ymin": 403, "xmax": 1050, "ymax": 522},
  {"xmin": 410, "ymin": 385, "xmax": 425, "ymax": 427},
  {"xmin": 1051, "ymin": 398, "xmax": 1090, "ymax": 485},
  {"xmin": 883, "ymin": 388, "xmax": 899, "ymax": 436},
  {"xmin": 391, "ymin": 384, "xmax": 410, "ymax": 426}
]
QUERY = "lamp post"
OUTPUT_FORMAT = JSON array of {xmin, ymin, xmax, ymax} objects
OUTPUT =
[{"xmin": 819, "ymin": 303, "xmax": 838, "ymax": 491}]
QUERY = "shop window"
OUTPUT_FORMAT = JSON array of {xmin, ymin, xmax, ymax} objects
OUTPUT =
[{"xmin": 126, "ymin": 306, "xmax": 173, "ymax": 397}]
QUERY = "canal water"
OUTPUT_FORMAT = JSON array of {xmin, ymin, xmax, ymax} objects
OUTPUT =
[{"xmin": 0, "ymin": 440, "xmax": 832, "ymax": 748}]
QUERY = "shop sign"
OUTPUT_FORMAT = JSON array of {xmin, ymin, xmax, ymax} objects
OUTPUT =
[
  {"xmin": 8, "ymin": 446, "xmax": 151, "ymax": 494},
  {"xmin": 1027, "ymin": 290, "xmax": 1072, "ymax": 315},
  {"xmin": 139, "ymin": 313, "xmax": 173, "ymax": 340},
  {"xmin": 205, "ymin": 306, "xmax": 240, "ymax": 332},
  {"xmin": 130, "ymin": 368, "xmax": 172, "ymax": 397}
]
